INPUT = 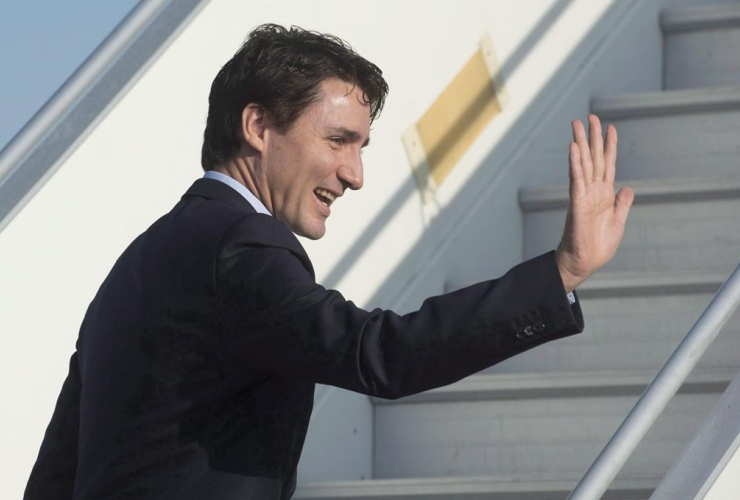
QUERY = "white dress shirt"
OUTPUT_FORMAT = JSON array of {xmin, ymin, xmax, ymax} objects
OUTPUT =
[{"xmin": 203, "ymin": 170, "xmax": 271, "ymax": 216}]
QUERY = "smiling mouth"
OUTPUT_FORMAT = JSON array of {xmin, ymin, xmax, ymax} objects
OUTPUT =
[{"xmin": 314, "ymin": 188, "xmax": 337, "ymax": 207}]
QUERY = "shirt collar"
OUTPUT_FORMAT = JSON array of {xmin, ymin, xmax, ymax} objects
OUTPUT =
[{"xmin": 202, "ymin": 171, "xmax": 271, "ymax": 216}]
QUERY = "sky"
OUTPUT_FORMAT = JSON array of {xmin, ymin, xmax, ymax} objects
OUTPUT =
[{"xmin": 0, "ymin": 0, "xmax": 140, "ymax": 151}]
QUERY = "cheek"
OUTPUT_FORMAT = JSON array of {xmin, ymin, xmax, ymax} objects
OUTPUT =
[{"xmin": 314, "ymin": 153, "xmax": 339, "ymax": 179}]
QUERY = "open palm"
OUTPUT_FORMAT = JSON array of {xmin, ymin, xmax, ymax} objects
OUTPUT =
[{"xmin": 555, "ymin": 114, "xmax": 634, "ymax": 292}]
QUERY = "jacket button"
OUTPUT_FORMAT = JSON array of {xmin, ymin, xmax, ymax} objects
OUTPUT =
[
  {"xmin": 534, "ymin": 322, "xmax": 545, "ymax": 332},
  {"xmin": 515, "ymin": 329, "xmax": 526, "ymax": 339},
  {"xmin": 524, "ymin": 326, "xmax": 534, "ymax": 336}
]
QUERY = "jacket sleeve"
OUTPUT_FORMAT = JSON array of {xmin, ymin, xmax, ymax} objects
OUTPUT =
[
  {"xmin": 24, "ymin": 351, "xmax": 80, "ymax": 500},
  {"xmin": 215, "ymin": 229, "xmax": 583, "ymax": 400}
]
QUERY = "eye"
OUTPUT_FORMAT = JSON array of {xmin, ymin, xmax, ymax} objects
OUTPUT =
[{"xmin": 329, "ymin": 137, "xmax": 344, "ymax": 145}]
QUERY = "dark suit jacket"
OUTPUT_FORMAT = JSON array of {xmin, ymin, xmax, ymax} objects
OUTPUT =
[{"xmin": 25, "ymin": 178, "xmax": 584, "ymax": 500}]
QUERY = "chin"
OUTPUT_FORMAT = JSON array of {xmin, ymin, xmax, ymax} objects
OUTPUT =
[
  {"xmin": 303, "ymin": 228, "xmax": 326, "ymax": 240},
  {"xmin": 293, "ymin": 223, "xmax": 326, "ymax": 240}
]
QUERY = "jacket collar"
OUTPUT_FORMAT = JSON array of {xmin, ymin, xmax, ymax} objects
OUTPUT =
[
  {"xmin": 182, "ymin": 178, "xmax": 257, "ymax": 213},
  {"xmin": 182, "ymin": 178, "xmax": 315, "ymax": 279}
]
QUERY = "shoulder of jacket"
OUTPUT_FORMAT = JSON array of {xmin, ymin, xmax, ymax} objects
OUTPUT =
[{"xmin": 219, "ymin": 214, "xmax": 315, "ymax": 279}]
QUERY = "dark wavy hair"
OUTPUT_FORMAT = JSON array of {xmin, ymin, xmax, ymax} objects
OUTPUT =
[{"xmin": 201, "ymin": 24, "xmax": 389, "ymax": 169}]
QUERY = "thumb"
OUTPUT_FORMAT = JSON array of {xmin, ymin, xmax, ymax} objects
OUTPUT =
[{"xmin": 614, "ymin": 187, "xmax": 634, "ymax": 224}]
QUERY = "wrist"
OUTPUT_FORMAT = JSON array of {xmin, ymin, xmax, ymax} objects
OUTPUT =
[{"xmin": 555, "ymin": 248, "xmax": 585, "ymax": 294}]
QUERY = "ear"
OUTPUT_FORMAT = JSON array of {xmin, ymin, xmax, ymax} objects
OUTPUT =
[{"xmin": 241, "ymin": 103, "xmax": 267, "ymax": 152}]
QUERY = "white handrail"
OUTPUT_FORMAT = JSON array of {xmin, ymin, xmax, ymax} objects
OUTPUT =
[
  {"xmin": 0, "ymin": 0, "xmax": 169, "ymax": 184},
  {"xmin": 569, "ymin": 259, "xmax": 740, "ymax": 499}
]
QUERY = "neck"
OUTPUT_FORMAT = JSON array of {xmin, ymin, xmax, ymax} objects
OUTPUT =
[{"xmin": 211, "ymin": 157, "xmax": 271, "ymax": 212}]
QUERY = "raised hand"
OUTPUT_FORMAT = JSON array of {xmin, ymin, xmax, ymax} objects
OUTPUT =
[{"xmin": 555, "ymin": 114, "xmax": 634, "ymax": 293}]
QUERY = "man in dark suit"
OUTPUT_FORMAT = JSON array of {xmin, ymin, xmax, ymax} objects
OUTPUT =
[{"xmin": 24, "ymin": 24, "xmax": 633, "ymax": 500}]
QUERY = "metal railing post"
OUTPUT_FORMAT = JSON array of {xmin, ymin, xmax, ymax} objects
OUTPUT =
[{"xmin": 569, "ymin": 260, "xmax": 740, "ymax": 499}]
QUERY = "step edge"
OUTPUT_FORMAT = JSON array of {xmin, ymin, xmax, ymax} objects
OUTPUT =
[
  {"xmin": 447, "ymin": 271, "xmax": 728, "ymax": 296},
  {"xmin": 578, "ymin": 271, "xmax": 728, "ymax": 296},
  {"xmin": 295, "ymin": 474, "xmax": 659, "ymax": 496},
  {"xmin": 590, "ymin": 86, "xmax": 740, "ymax": 119},
  {"xmin": 519, "ymin": 177, "xmax": 740, "ymax": 211},
  {"xmin": 661, "ymin": 4, "xmax": 740, "ymax": 34},
  {"xmin": 371, "ymin": 368, "xmax": 735, "ymax": 405}
]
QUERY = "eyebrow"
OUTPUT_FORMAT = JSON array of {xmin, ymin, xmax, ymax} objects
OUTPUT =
[{"xmin": 329, "ymin": 127, "xmax": 371, "ymax": 147}]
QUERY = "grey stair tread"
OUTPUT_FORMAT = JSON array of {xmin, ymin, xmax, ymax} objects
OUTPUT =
[
  {"xmin": 576, "ymin": 270, "xmax": 727, "ymax": 297},
  {"xmin": 520, "ymin": 181, "xmax": 740, "ymax": 275},
  {"xmin": 661, "ymin": 3, "xmax": 740, "ymax": 34},
  {"xmin": 450, "ymin": 269, "xmax": 731, "ymax": 300},
  {"xmin": 423, "ymin": 268, "xmax": 740, "ymax": 376},
  {"xmin": 519, "ymin": 176, "xmax": 740, "ymax": 212},
  {"xmin": 491, "ymin": 286, "xmax": 740, "ymax": 374},
  {"xmin": 450, "ymin": 267, "xmax": 729, "ymax": 297},
  {"xmin": 663, "ymin": 5, "xmax": 740, "ymax": 91},
  {"xmin": 294, "ymin": 474, "xmax": 658, "ymax": 499},
  {"xmin": 371, "ymin": 369, "xmax": 734, "ymax": 405},
  {"xmin": 586, "ymin": 89, "xmax": 740, "ymax": 180},
  {"xmin": 590, "ymin": 85, "xmax": 740, "ymax": 119},
  {"xmin": 445, "ymin": 271, "xmax": 729, "ymax": 298},
  {"xmin": 372, "ymin": 388, "xmax": 720, "ymax": 480}
]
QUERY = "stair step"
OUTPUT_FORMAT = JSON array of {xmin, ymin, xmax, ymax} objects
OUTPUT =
[
  {"xmin": 371, "ymin": 369, "xmax": 734, "ymax": 405},
  {"xmin": 661, "ymin": 4, "xmax": 740, "ymax": 34},
  {"xmin": 520, "ymin": 177, "xmax": 740, "ymax": 275},
  {"xmin": 592, "ymin": 86, "xmax": 740, "ymax": 119},
  {"xmin": 294, "ymin": 475, "xmax": 657, "ymax": 500},
  {"xmin": 573, "ymin": 270, "xmax": 725, "ymax": 298},
  {"xmin": 662, "ymin": 4, "xmax": 740, "ymax": 90},
  {"xmin": 588, "ymin": 87, "xmax": 740, "ymax": 180},
  {"xmin": 519, "ymin": 177, "xmax": 740, "ymax": 211},
  {"xmin": 370, "ymin": 371, "xmax": 727, "ymax": 481},
  {"xmin": 446, "ymin": 271, "xmax": 740, "ymax": 374}
]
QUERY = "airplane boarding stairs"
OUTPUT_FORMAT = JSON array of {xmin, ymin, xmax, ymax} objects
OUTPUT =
[{"xmin": 295, "ymin": 4, "xmax": 740, "ymax": 499}]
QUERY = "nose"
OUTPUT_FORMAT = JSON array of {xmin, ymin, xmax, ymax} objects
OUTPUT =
[{"xmin": 338, "ymin": 151, "xmax": 364, "ymax": 191}]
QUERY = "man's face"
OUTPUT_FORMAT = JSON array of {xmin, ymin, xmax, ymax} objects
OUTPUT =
[{"xmin": 260, "ymin": 78, "xmax": 371, "ymax": 239}]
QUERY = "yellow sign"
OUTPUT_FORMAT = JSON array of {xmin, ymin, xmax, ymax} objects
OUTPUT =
[{"xmin": 404, "ymin": 33, "xmax": 508, "ymax": 203}]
